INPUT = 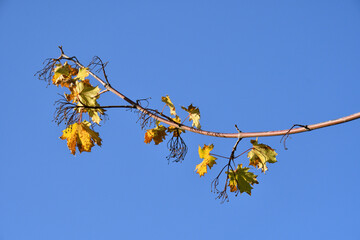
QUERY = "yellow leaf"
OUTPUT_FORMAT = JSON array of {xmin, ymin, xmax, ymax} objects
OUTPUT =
[
  {"xmin": 195, "ymin": 144, "xmax": 217, "ymax": 177},
  {"xmin": 76, "ymin": 67, "xmax": 90, "ymax": 80},
  {"xmin": 65, "ymin": 80, "xmax": 104, "ymax": 124},
  {"xmin": 247, "ymin": 139, "xmax": 277, "ymax": 173},
  {"xmin": 227, "ymin": 164, "xmax": 258, "ymax": 195},
  {"xmin": 52, "ymin": 62, "xmax": 78, "ymax": 88},
  {"xmin": 181, "ymin": 104, "xmax": 201, "ymax": 129},
  {"xmin": 144, "ymin": 121, "xmax": 167, "ymax": 145},
  {"xmin": 60, "ymin": 121, "xmax": 102, "ymax": 155},
  {"xmin": 161, "ymin": 95, "xmax": 176, "ymax": 116}
]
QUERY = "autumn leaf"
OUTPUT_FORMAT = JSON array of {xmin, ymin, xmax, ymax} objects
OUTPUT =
[
  {"xmin": 144, "ymin": 121, "xmax": 167, "ymax": 145},
  {"xmin": 195, "ymin": 144, "xmax": 217, "ymax": 177},
  {"xmin": 60, "ymin": 120, "xmax": 102, "ymax": 155},
  {"xmin": 247, "ymin": 139, "xmax": 277, "ymax": 172},
  {"xmin": 181, "ymin": 104, "xmax": 201, "ymax": 129},
  {"xmin": 72, "ymin": 80, "xmax": 100, "ymax": 106},
  {"xmin": 161, "ymin": 95, "xmax": 176, "ymax": 116},
  {"xmin": 52, "ymin": 62, "xmax": 78, "ymax": 87},
  {"xmin": 76, "ymin": 67, "xmax": 90, "ymax": 80},
  {"xmin": 65, "ymin": 80, "xmax": 92, "ymax": 102},
  {"xmin": 227, "ymin": 164, "xmax": 259, "ymax": 195},
  {"xmin": 167, "ymin": 115, "xmax": 185, "ymax": 137},
  {"xmin": 65, "ymin": 80, "xmax": 104, "ymax": 124},
  {"xmin": 74, "ymin": 80, "xmax": 104, "ymax": 124}
]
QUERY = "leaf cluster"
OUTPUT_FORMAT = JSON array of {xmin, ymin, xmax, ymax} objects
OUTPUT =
[
  {"xmin": 144, "ymin": 95, "xmax": 201, "ymax": 162},
  {"xmin": 39, "ymin": 48, "xmax": 280, "ymax": 202},
  {"xmin": 203, "ymin": 139, "xmax": 277, "ymax": 201},
  {"xmin": 46, "ymin": 61, "xmax": 105, "ymax": 155}
]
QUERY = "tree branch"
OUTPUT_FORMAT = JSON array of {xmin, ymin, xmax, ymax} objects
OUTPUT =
[{"xmin": 58, "ymin": 47, "xmax": 360, "ymax": 139}]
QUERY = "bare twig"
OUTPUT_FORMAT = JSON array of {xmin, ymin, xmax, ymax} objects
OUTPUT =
[
  {"xmin": 280, "ymin": 124, "xmax": 311, "ymax": 150},
  {"xmin": 53, "ymin": 95, "xmax": 134, "ymax": 126},
  {"xmin": 166, "ymin": 133, "xmax": 188, "ymax": 163},
  {"xmin": 97, "ymin": 89, "xmax": 109, "ymax": 96},
  {"xmin": 88, "ymin": 56, "xmax": 110, "ymax": 85},
  {"xmin": 210, "ymin": 153, "xmax": 230, "ymax": 159},
  {"xmin": 213, "ymin": 125, "xmax": 243, "ymax": 202}
]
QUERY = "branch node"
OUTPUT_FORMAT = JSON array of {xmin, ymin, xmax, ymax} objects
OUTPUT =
[{"xmin": 231, "ymin": 124, "xmax": 242, "ymax": 159}]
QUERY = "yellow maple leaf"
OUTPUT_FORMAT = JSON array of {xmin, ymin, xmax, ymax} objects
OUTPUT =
[
  {"xmin": 60, "ymin": 121, "xmax": 102, "ymax": 155},
  {"xmin": 65, "ymin": 80, "xmax": 104, "ymax": 124},
  {"xmin": 144, "ymin": 121, "xmax": 167, "ymax": 145},
  {"xmin": 52, "ymin": 62, "xmax": 78, "ymax": 87},
  {"xmin": 181, "ymin": 104, "xmax": 201, "ymax": 129},
  {"xmin": 76, "ymin": 67, "xmax": 90, "ymax": 80},
  {"xmin": 227, "ymin": 164, "xmax": 259, "ymax": 195},
  {"xmin": 247, "ymin": 139, "xmax": 277, "ymax": 173},
  {"xmin": 65, "ymin": 80, "xmax": 94, "ymax": 103},
  {"xmin": 195, "ymin": 144, "xmax": 217, "ymax": 177},
  {"xmin": 161, "ymin": 95, "xmax": 176, "ymax": 116}
]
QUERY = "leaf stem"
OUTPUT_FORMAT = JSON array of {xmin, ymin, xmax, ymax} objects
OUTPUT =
[
  {"xmin": 210, "ymin": 153, "xmax": 230, "ymax": 159},
  {"xmin": 182, "ymin": 114, "xmax": 190, "ymax": 124}
]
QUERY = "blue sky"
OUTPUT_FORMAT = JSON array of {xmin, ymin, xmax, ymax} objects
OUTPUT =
[{"xmin": 1, "ymin": 1, "xmax": 359, "ymax": 239}]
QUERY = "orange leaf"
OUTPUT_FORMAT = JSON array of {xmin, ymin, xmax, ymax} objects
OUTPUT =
[{"xmin": 60, "ymin": 121, "xmax": 102, "ymax": 155}]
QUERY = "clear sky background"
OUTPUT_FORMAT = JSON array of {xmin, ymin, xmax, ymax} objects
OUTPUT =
[{"xmin": 0, "ymin": 1, "xmax": 359, "ymax": 239}]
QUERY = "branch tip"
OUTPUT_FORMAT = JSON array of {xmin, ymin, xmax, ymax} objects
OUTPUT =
[{"xmin": 58, "ymin": 46, "xmax": 64, "ymax": 55}]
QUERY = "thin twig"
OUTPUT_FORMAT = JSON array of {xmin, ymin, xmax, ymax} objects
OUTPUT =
[
  {"xmin": 96, "ymin": 89, "xmax": 109, "ymax": 96},
  {"xmin": 280, "ymin": 124, "xmax": 311, "ymax": 150},
  {"xmin": 210, "ymin": 153, "xmax": 230, "ymax": 159},
  {"xmin": 212, "ymin": 125, "xmax": 243, "ymax": 202},
  {"xmin": 79, "ymin": 105, "xmax": 135, "ymax": 109},
  {"xmin": 234, "ymin": 148, "xmax": 253, "ymax": 159},
  {"xmin": 182, "ymin": 114, "xmax": 190, "ymax": 124}
]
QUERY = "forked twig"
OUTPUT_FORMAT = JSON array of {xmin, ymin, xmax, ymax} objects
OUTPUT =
[{"xmin": 280, "ymin": 124, "xmax": 311, "ymax": 150}]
